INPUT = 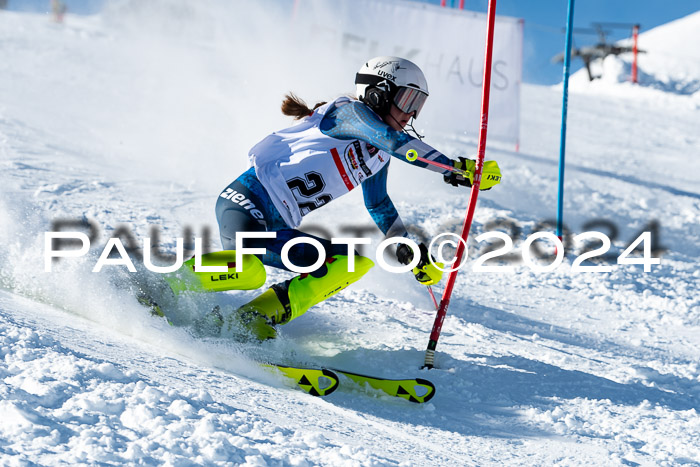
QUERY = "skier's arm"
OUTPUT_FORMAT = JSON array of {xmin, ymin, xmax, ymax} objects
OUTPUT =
[
  {"xmin": 361, "ymin": 163, "xmax": 408, "ymax": 238},
  {"xmin": 321, "ymin": 100, "xmax": 502, "ymax": 191},
  {"xmin": 320, "ymin": 100, "xmax": 452, "ymax": 175},
  {"xmin": 363, "ymin": 164, "xmax": 444, "ymax": 286}
]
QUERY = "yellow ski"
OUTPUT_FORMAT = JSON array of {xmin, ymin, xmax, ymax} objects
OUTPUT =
[
  {"xmin": 334, "ymin": 369, "xmax": 436, "ymax": 403},
  {"xmin": 264, "ymin": 364, "xmax": 340, "ymax": 397}
]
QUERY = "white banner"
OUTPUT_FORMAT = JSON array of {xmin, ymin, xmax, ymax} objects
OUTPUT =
[{"xmin": 293, "ymin": 0, "xmax": 523, "ymax": 145}]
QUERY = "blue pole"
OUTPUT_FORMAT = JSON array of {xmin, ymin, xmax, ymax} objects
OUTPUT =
[{"xmin": 557, "ymin": 0, "xmax": 575, "ymax": 239}]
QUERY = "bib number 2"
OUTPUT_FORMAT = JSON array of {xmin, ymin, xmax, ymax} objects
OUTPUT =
[{"xmin": 287, "ymin": 171, "xmax": 332, "ymax": 215}]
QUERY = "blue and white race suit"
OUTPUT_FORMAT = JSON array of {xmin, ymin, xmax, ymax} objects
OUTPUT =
[{"xmin": 215, "ymin": 97, "xmax": 453, "ymax": 271}]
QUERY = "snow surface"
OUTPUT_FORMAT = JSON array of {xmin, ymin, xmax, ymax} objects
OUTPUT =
[
  {"xmin": 1, "ymin": 3, "xmax": 699, "ymax": 466},
  {"xmin": 570, "ymin": 10, "xmax": 700, "ymax": 100}
]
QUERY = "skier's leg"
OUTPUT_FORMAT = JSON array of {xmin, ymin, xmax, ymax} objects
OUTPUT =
[
  {"xmin": 204, "ymin": 171, "xmax": 377, "ymax": 340},
  {"xmin": 221, "ymin": 230, "xmax": 374, "ymax": 340},
  {"xmin": 138, "ymin": 196, "xmax": 267, "ymax": 319},
  {"xmin": 156, "ymin": 206, "xmax": 267, "ymax": 295},
  {"xmin": 170, "ymin": 175, "xmax": 275, "ymax": 295}
]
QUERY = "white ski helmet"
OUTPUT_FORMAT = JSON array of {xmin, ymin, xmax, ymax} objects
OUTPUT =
[{"xmin": 355, "ymin": 56, "xmax": 429, "ymax": 118}]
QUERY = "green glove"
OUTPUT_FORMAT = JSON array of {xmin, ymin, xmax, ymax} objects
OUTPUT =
[
  {"xmin": 396, "ymin": 243, "xmax": 444, "ymax": 286},
  {"xmin": 480, "ymin": 160, "xmax": 502, "ymax": 190},
  {"xmin": 412, "ymin": 260, "xmax": 444, "ymax": 286},
  {"xmin": 444, "ymin": 157, "xmax": 502, "ymax": 190}
]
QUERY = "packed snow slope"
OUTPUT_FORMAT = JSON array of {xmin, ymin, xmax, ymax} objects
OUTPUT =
[
  {"xmin": 1, "ymin": 3, "xmax": 699, "ymax": 466},
  {"xmin": 570, "ymin": 9, "xmax": 700, "ymax": 98}
]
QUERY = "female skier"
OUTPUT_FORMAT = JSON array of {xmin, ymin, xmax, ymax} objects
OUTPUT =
[{"xmin": 209, "ymin": 56, "xmax": 501, "ymax": 340}]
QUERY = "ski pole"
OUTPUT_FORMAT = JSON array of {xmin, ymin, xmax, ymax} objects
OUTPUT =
[
  {"xmin": 405, "ymin": 149, "xmax": 468, "ymax": 176},
  {"xmin": 427, "ymin": 285, "xmax": 439, "ymax": 310},
  {"xmin": 422, "ymin": 0, "xmax": 498, "ymax": 369}
]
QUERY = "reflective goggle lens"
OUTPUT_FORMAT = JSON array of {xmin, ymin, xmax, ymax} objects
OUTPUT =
[{"xmin": 394, "ymin": 87, "xmax": 428, "ymax": 117}]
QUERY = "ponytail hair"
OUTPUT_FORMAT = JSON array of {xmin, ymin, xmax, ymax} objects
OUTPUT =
[{"xmin": 281, "ymin": 93, "xmax": 326, "ymax": 120}]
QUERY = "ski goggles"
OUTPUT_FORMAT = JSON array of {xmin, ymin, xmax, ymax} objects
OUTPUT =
[{"xmin": 393, "ymin": 87, "xmax": 428, "ymax": 118}]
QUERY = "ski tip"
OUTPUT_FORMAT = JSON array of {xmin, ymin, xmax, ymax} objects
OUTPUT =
[
  {"xmin": 319, "ymin": 369, "xmax": 340, "ymax": 396},
  {"xmin": 413, "ymin": 378, "xmax": 436, "ymax": 403}
]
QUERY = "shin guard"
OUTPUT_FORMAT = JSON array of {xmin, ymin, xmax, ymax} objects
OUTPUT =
[
  {"xmin": 286, "ymin": 255, "xmax": 374, "ymax": 321},
  {"xmin": 163, "ymin": 250, "xmax": 266, "ymax": 294}
]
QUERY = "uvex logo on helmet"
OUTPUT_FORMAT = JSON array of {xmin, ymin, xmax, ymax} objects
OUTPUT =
[{"xmin": 377, "ymin": 70, "xmax": 396, "ymax": 81}]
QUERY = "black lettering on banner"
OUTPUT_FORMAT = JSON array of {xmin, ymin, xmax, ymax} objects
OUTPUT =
[
  {"xmin": 468, "ymin": 57, "xmax": 482, "ymax": 87},
  {"xmin": 446, "ymin": 56, "xmax": 464, "ymax": 85},
  {"xmin": 423, "ymin": 53, "xmax": 444, "ymax": 78},
  {"xmin": 492, "ymin": 60, "xmax": 509, "ymax": 90}
]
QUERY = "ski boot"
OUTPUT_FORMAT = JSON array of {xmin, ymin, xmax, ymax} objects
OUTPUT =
[
  {"xmin": 192, "ymin": 286, "xmax": 287, "ymax": 341},
  {"xmin": 137, "ymin": 291, "xmax": 166, "ymax": 318},
  {"xmin": 231, "ymin": 284, "xmax": 291, "ymax": 340},
  {"xmin": 219, "ymin": 254, "xmax": 374, "ymax": 341}
]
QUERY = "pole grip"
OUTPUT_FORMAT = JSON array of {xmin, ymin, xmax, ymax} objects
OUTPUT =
[{"xmin": 422, "ymin": 348, "xmax": 436, "ymax": 369}]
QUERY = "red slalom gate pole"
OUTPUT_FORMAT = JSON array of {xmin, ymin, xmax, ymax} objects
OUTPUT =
[{"xmin": 423, "ymin": 0, "xmax": 498, "ymax": 369}]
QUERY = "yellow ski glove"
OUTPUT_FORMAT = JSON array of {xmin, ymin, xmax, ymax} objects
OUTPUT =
[
  {"xmin": 444, "ymin": 157, "xmax": 502, "ymax": 190},
  {"xmin": 396, "ymin": 242, "xmax": 444, "ymax": 286}
]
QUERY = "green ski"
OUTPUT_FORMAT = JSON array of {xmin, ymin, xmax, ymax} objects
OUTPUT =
[
  {"xmin": 261, "ymin": 363, "xmax": 435, "ymax": 403},
  {"xmin": 264, "ymin": 364, "xmax": 340, "ymax": 397},
  {"xmin": 333, "ymin": 369, "xmax": 436, "ymax": 403}
]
